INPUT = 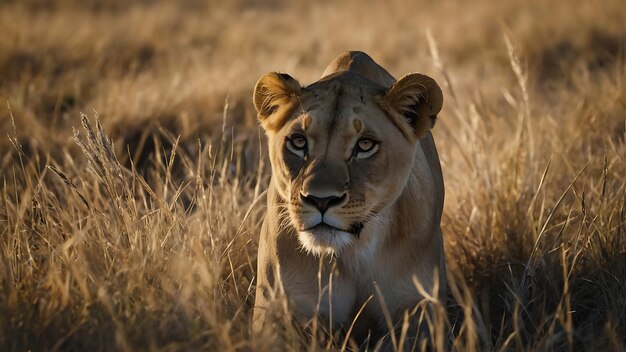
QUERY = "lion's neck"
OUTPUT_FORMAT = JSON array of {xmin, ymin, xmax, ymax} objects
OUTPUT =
[{"xmin": 334, "ymin": 203, "xmax": 392, "ymax": 271}]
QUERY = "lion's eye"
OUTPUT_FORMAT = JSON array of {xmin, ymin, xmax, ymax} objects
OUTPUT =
[
  {"xmin": 357, "ymin": 139, "xmax": 374, "ymax": 152},
  {"xmin": 286, "ymin": 134, "xmax": 308, "ymax": 158},
  {"xmin": 292, "ymin": 136, "xmax": 307, "ymax": 149},
  {"xmin": 355, "ymin": 138, "xmax": 379, "ymax": 159}
]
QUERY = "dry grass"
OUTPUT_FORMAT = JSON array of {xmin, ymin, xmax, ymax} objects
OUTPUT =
[{"xmin": 1, "ymin": 0, "xmax": 625, "ymax": 351}]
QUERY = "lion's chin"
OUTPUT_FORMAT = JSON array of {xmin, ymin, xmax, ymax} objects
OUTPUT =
[{"xmin": 297, "ymin": 223, "xmax": 355, "ymax": 256}]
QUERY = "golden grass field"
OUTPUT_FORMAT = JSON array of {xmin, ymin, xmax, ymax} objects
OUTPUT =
[{"xmin": 1, "ymin": 0, "xmax": 625, "ymax": 350}]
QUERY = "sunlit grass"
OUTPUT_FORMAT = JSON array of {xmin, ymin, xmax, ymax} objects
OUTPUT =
[{"xmin": 1, "ymin": 0, "xmax": 625, "ymax": 350}]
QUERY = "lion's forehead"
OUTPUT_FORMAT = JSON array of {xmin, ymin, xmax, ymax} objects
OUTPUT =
[
  {"xmin": 300, "ymin": 82, "xmax": 383, "ymax": 137},
  {"xmin": 279, "ymin": 75, "xmax": 406, "ymax": 163},
  {"xmin": 301, "ymin": 108, "xmax": 361, "ymax": 158}
]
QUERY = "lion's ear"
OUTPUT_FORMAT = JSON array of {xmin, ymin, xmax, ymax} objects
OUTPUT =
[
  {"xmin": 385, "ymin": 73, "xmax": 443, "ymax": 138},
  {"xmin": 253, "ymin": 72, "xmax": 302, "ymax": 131}
]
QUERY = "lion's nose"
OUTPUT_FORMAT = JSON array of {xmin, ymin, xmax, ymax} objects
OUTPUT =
[{"xmin": 300, "ymin": 193, "xmax": 346, "ymax": 214}]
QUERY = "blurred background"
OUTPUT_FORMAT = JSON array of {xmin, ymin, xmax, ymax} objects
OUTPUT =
[
  {"xmin": 1, "ymin": 0, "xmax": 625, "ymax": 350},
  {"xmin": 2, "ymin": 0, "xmax": 623, "ymax": 156}
]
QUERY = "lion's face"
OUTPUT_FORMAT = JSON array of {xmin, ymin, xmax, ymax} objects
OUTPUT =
[{"xmin": 254, "ymin": 71, "xmax": 442, "ymax": 256}]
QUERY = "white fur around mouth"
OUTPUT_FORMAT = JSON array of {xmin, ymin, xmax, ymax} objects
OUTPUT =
[{"xmin": 297, "ymin": 223, "xmax": 355, "ymax": 256}]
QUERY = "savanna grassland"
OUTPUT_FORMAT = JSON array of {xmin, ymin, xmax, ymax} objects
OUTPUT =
[{"xmin": 1, "ymin": 0, "xmax": 625, "ymax": 350}]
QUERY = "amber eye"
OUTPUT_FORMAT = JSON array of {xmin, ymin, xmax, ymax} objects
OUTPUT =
[
  {"xmin": 355, "ymin": 138, "xmax": 379, "ymax": 159},
  {"xmin": 286, "ymin": 134, "xmax": 308, "ymax": 158},
  {"xmin": 291, "ymin": 135, "xmax": 307, "ymax": 149},
  {"xmin": 357, "ymin": 139, "xmax": 375, "ymax": 152}
]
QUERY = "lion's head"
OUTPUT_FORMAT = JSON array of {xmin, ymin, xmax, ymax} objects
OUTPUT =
[{"xmin": 253, "ymin": 67, "xmax": 442, "ymax": 256}]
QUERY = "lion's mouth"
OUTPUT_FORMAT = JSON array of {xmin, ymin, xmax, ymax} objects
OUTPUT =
[
  {"xmin": 305, "ymin": 222, "xmax": 365, "ymax": 238},
  {"xmin": 348, "ymin": 222, "xmax": 365, "ymax": 237}
]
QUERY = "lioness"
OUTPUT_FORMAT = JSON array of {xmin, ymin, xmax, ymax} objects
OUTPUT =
[{"xmin": 252, "ymin": 51, "xmax": 446, "ymax": 348}]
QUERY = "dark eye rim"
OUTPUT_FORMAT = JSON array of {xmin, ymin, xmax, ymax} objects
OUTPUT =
[
  {"xmin": 286, "ymin": 133, "xmax": 308, "ymax": 150},
  {"xmin": 356, "ymin": 138, "xmax": 378, "ymax": 153}
]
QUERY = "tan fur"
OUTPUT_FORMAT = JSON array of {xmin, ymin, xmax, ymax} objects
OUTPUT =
[{"xmin": 253, "ymin": 51, "xmax": 446, "ymax": 346}]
